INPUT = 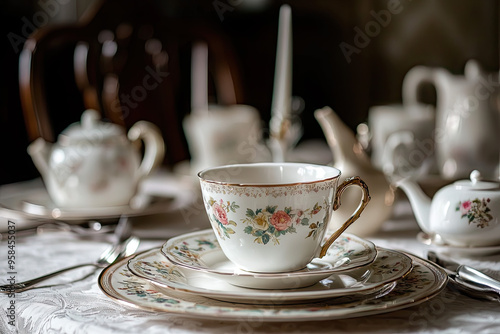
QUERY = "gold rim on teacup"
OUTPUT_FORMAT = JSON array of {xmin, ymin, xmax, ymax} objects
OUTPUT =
[{"xmin": 198, "ymin": 162, "xmax": 341, "ymax": 187}]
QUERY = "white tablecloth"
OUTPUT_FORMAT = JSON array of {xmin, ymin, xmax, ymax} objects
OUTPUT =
[{"xmin": 1, "ymin": 182, "xmax": 500, "ymax": 334}]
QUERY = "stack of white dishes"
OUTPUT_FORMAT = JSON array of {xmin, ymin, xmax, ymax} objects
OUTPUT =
[{"xmin": 98, "ymin": 229, "xmax": 449, "ymax": 321}]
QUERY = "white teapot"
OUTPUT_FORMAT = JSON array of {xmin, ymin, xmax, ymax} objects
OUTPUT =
[
  {"xmin": 397, "ymin": 170, "xmax": 500, "ymax": 247},
  {"xmin": 27, "ymin": 109, "xmax": 165, "ymax": 208}
]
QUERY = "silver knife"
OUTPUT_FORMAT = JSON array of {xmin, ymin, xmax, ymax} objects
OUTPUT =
[{"xmin": 427, "ymin": 251, "xmax": 500, "ymax": 301}]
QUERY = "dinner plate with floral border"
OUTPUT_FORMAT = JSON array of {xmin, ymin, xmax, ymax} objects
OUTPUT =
[
  {"xmin": 98, "ymin": 251, "xmax": 448, "ymax": 322},
  {"xmin": 127, "ymin": 247, "xmax": 412, "ymax": 304},
  {"xmin": 160, "ymin": 229, "xmax": 378, "ymax": 289}
]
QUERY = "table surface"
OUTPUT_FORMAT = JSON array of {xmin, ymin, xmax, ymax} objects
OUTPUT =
[{"xmin": 1, "ymin": 177, "xmax": 500, "ymax": 334}]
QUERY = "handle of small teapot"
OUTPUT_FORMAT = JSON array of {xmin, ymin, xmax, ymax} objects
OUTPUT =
[
  {"xmin": 318, "ymin": 177, "xmax": 371, "ymax": 258},
  {"xmin": 402, "ymin": 65, "xmax": 436, "ymax": 106},
  {"xmin": 128, "ymin": 121, "xmax": 165, "ymax": 181}
]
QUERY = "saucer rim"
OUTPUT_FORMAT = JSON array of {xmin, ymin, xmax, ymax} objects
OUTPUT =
[
  {"xmin": 161, "ymin": 229, "xmax": 378, "ymax": 278},
  {"xmin": 99, "ymin": 251, "xmax": 448, "ymax": 322},
  {"xmin": 127, "ymin": 247, "xmax": 413, "ymax": 303},
  {"xmin": 417, "ymin": 232, "xmax": 500, "ymax": 256}
]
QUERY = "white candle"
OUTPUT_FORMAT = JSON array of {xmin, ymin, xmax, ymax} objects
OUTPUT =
[
  {"xmin": 191, "ymin": 41, "xmax": 209, "ymax": 115},
  {"xmin": 270, "ymin": 4, "xmax": 292, "ymax": 139}
]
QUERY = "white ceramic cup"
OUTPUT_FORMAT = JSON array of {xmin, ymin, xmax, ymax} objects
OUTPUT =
[
  {"xmin": 198, "ymin": 163, "xmax": 370, "ymax": 273},
  {"xmin": 183, "ymin": 105, "xmax": 267, "ymax": 172}
]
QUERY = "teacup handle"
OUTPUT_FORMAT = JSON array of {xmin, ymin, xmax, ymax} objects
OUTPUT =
[
  {"xmin": 128, "ymin": 121, "xmax": 166, "ymax": 181},
  {"xmin": 318, "ymin": 176, "xmax": 371, "ymax": 258}
]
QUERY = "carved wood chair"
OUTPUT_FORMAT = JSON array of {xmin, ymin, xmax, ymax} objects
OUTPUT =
[{"xmin": 19, "ymin": 0, "xmax": 243, "ymax": 166}]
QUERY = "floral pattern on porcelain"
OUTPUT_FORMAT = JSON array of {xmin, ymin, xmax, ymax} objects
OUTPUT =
[
  {"xmin": 456, "ymin": 198, "xmax": 493, "ymax": 228},
  {"xmin": 373, "ymin": 253, "xmax": 408, "ymax": 276},
  {"xmin": 205, "ymin": 195, "xmax": 331, "ymax": 244},
  {"xmin": 167, "ymin": 238, "xmax": 217, "ymax": 268},
  {"xmin": 127, "ymin": 248, "xmax": 412, "ymax": 302},
  {"xmin": 206, "ymin": 197, "xmax": 239, "ymax": 238},
  {"xmin": 242, "ymin": 201, "xmax": 328, "ymax": 245},
  {"xmin": 117, "ymin": 270, "xmax": 180, "ymax": 305},
  {"xmin": 378, "ymin": 267, "xmax": 433, "ymax": 299},
  {"xmin": 129, "ymin": 259, "xmax": 185, "ymax": 284},
  {"xmin": 101, "ymin": 254, "xmax": 447, "ymax": 320},
  {"xmin": 328, "ymin": 237, "xmax": 366, "ymax": 260}
]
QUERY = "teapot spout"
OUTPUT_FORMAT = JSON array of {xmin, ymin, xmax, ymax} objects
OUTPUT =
[
  {"xmin": 27, "ymin": 137, "xmax": 52, "ymax": 179},
  {"xmin": 314, "ymin": 106, "xmax": 371, "ymax": 167},
  {"xmin": 396, "ymin": 178, "xmax": 432, "ymax": 233}
]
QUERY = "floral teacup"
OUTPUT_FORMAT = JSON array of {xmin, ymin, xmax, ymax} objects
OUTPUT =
[{"xmin": 198, "ymin": 163, "xmax": 370, "ymax": 273}]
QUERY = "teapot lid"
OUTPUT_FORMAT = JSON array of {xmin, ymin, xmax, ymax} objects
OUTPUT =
[
  {"xmin": 453, "ymin": 170, "xmax": 500, "ymax": 190},
  {"xmin": 59, "ymin": 109, "xmax": 123, "ymax": 144}
]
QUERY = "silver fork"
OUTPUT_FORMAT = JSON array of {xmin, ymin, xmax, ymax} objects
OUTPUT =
[
  {"xmin": 0, "ymin": 216, "xmax": 138, "ymax": 293},
  {"xmin": 0, "ymin": 235, "xmax": 140, "ymax": 293},
  {"xmin": 0, "ymin": 220, "xmax": 117, "ymax": 240}
]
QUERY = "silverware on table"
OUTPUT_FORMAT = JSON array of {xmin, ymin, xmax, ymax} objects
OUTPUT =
[
  {"xmin": 0, "ymin": 220, "xmax": 118, "ymax": 240},
  {"xmin": 427, "ymin": 251, "xmax": 500, "ymax": 301},
  {"xmin": 0, "ymin": 216, "xmax": 139, "ymax": 293}
]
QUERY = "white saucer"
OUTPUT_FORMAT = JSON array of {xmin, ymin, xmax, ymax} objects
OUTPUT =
[
  {"xmin": 128, "ymin": 247, "xmax": 412, "ymax": 304},
  {"xmin": 99, "ymin": 252, "xmax": 448, "ymax": 321},
  {"xmin": 19, "ymin": 191, "xmax": 174, "ymax": 219},
  {"xmin": 417, "ymin": 232, "xmax": 500, "ymax": 256},
  {"xmin": 0, "ymin": 173, "xmax": 196, "ymax": 221},
  {"xmin": 161, "ymin": 229, "xmax": 378, "ymax": 289}
]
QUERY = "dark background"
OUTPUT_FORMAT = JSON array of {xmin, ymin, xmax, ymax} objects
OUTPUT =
[{"xmin": 1, "ymin": 0, "xmax": 498, "ymax": 185}]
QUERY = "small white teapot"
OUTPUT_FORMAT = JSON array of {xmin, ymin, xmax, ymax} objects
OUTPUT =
[
  {"xmin": 397, "ymin": 170, "xmax": 500, "ymax": 247},
  {"xmin": 27, "ymin": 109, "xmax": 165, "ymax": 208}
]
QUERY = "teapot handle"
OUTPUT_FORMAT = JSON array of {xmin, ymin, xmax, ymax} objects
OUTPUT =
[
  {"xmin": 402, "ymin": 65, "xmax": 436, "ymax": 106},
  {"xmin": 128, "ymin": 121, "xmax": 165, "ymax": 181}
]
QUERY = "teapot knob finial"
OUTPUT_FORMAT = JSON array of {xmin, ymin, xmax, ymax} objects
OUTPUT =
[
  {"xmin": 470, "ymin": 170, "xmax": 482, "ymax": 184},
  {"xmin": 81, "ymin": 109, "xmax": 100, "ymax": 129}
]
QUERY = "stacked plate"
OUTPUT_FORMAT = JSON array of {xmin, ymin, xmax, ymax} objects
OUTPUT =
[{"xmin": 98, "ymin": 229, "xmax": 448, "ymax": 321}]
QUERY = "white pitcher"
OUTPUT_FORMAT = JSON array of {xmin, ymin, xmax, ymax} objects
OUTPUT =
[{"xmin": 403, "ymin": 59, "xmax": 500, "ymax": 180}]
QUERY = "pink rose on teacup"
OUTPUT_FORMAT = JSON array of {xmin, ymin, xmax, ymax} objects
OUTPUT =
[
  {"xmin": 212, "ymin": 202, "xmax": 228, "ymax": 225},
  {"xmin": 270, "ymin": 210, "xmax": 292, "ymax": 231}
]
